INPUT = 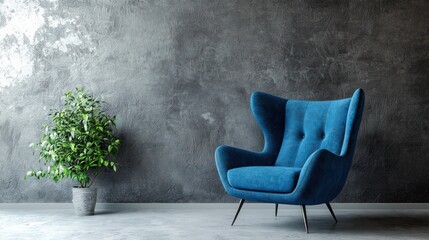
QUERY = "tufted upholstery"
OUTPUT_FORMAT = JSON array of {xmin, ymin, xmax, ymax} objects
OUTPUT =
[
  {"xmin": 215, "ymin": 89, "xmax": 365, "ymax": 205},
  {"xmin": 275, "ymin": 99, "xmax": 351, "ymax": 167}
]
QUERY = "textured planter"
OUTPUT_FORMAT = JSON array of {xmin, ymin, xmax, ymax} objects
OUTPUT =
[{"xmin": 72, "ymin": 187, "xmax": 97, "ymax": 216}]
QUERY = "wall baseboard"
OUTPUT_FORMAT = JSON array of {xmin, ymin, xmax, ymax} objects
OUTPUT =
[{"xmin": 0, "ymin": 203, "xmax": 428, "ymax": 210}]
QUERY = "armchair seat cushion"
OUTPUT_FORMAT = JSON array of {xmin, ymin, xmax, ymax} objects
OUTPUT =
[{"xmin": 227, "ymin": 166, "xmax": 301, "ymax": 193}]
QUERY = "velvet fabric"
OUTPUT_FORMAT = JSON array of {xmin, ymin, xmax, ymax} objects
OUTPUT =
[
  {"xmin": 215, "ymin": 89, "xmax": 364, "ymax": 205},
  {"xmin": 227, "ymin": 166, "xmax": 301, "ymax": 193}
]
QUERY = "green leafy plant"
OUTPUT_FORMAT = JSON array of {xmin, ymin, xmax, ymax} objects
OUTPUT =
[{"xmin": 27, "ymin": 88, "xmax": 120, "ymax": 188}]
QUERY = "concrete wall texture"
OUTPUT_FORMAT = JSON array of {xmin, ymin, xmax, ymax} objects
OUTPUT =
[{"xmin": 0, "ymin": 0, "xmax": 428, "ymax": 203}]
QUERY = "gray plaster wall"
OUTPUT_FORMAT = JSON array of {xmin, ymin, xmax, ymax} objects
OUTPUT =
[{"xmin": 0, "ymin": 0, "xmax": 428, "ymax": 203}]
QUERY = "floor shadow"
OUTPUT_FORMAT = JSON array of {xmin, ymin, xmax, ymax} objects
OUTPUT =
[{"xmin": 94, "ymin": 210, "xmax": 124, "ymax": 215}]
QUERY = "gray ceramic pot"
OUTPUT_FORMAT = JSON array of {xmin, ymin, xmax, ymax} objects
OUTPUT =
[{"xmin": 72, "ymin": 187, "xmax": 97, "ymax": 216}]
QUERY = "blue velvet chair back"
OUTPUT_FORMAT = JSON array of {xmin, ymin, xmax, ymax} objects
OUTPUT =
[{"xmin": 276, "ymin": 98, "xmax": 353, "ymax": 168}]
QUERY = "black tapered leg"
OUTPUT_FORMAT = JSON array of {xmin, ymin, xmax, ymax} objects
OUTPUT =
[
  {"xmin": 300, "ymin": 205, "xmax": 309, "ymax": 233},
  {"xmin": 231, "ymin": 199, "xmax": 245, "ymax": 226},
  {"xmin": 325, "ymin": 202, "xmax": 338, "ymax": 223},
  {"xmin": 275, "ymin": 204, "xmax": 279, "ymax": 217}
]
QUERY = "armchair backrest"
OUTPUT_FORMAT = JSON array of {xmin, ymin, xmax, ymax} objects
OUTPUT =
[{"xmin": 274, "ymin": 89, "xmax": 364, "ymax": 168}]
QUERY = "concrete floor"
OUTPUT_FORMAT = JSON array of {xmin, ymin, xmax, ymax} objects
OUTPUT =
[{"xmin": 0, "ymin": 205, "xmax": 428, "ymax": 239}]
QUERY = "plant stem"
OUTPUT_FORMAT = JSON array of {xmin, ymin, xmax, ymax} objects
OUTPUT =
[{"xmin": 88, "ymin": 171, "xmax": 99, "ymax": 188}]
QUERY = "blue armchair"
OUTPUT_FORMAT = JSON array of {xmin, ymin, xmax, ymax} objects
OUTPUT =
[{"xmin": 215, "ymin": 89, "xmax": 365, "ymax": 233}]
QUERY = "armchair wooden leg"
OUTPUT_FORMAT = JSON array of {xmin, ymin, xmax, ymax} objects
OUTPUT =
[
  {"xmin": 231, "ymin": 199, "xmax": 245, "ymax": 226},
  {"xmin": 325, "ymin": 202, "xmax": 338, "ymax": 223},
  {"xmin": 275, "ymin": 204, "xmax": 278, "ymax": 217},
  {"xmin": 300, "ymin": 205, "xmax": 309, "ymax": 233}
]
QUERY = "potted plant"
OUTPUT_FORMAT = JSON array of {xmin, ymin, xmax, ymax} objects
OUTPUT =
[{"xmin": 26, "ymin": 88, "xmax": 120, "ymax": 215}]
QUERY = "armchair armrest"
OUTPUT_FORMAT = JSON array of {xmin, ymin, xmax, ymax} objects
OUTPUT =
[
  {"xmin": 215, "ymin": 145, "xmax": 274, "ymax": 191},
  {"xmin": 293, "ymin": 149, "xmax": 352, "ymax": 204}
]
